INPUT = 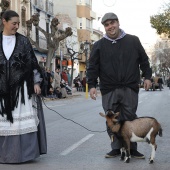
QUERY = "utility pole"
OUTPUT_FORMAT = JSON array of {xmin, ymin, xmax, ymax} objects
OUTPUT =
[
  {"xmin": 84, "ymin": 40, "xmax": 89, "ymax": 99},
  {"xmin": 60, "ymin": 47, "xmax": 63, "ymax": 74}
]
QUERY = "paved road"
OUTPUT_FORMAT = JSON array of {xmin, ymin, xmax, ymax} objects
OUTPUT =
[{"xmin": 0, "ymin": 87, "xmax": 170, "ymax": 170}]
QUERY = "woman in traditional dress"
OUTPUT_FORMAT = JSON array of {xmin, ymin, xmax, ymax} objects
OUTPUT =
[{"xmin": 0, "ymin": 10, "xmax": 47, "ymax": 163}]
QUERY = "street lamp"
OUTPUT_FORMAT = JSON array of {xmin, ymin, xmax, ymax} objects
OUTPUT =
[
  {"xmin": 84, "ymin": 40, "xmax": 90, "ymax": 99},
  {"xmin": 45, "ymin": 16, "xmax": 50, "ymax": 33}
]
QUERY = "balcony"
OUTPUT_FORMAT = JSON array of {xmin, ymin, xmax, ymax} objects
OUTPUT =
[{"xmin": 90, "ymin": 11, "xmax": 96, "ymax": 20}]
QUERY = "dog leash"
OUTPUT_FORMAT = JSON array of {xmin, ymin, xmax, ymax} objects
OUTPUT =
[{"xmin": 36, "ymin": 95, "xmax": 107, "ymax": 133}]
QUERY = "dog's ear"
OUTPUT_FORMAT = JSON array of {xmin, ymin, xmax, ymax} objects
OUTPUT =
[
  {"xmin": 99, "ymin": 112, "xmax": 106, "ymax": 118},
  {"xmin": 106, "ymin": 110, "xmax": 114, "ymax": 116},
  {"xmin": 114, "ymin": 112, "xmax": 120, "ymax": 119},
  {"xmin": 106, "ymin": 110, "xmax": 114, "ymax": 119}
]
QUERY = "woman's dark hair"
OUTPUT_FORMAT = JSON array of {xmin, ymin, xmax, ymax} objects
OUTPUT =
[{"xmin": 1, "ymin": 10, "xmax": 19, "ymax": 21}]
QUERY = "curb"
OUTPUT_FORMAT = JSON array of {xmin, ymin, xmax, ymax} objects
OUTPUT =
[{"xmin": 43, "ymin": 93, "xmax": 83, "ymax": 102}]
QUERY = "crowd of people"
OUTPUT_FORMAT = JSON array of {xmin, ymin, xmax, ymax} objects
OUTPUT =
[
  {"xmin": 73, "ymin": 75, "xmax": 86, "ymax": 92},
  {"xmin": 40, "ymin": 65, "xmax": 90, "ymax": 100},
  {"xmin": 41, "ymin": 66, "xmax": 72, "ymax": 99},
  {"xmin": 41, "ymin": 68, "xmax": 88, "ymax": 98},
  {"xmin": 139, "ymin": 75, "xmax": 164, "ymax": 91},
  {"xmin": 166, "ymin": 77, "xmax": 170, "ymax": 89}
]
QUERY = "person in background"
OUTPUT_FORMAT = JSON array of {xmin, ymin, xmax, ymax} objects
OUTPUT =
[
  {"xmin": 54, "ymin": 67, "xmax": 67, "ymax": 98},
  {"xmin": 66, "ymin": 69, "xmax": 71, "ymax": 87},
  {"xmin": 46, "ymin": 67, "xmax": 53, "ymax": 97},
  {"xmin": 54, "ymin": 66, "xmax": 61, "ymax": 90},
  {"xmin": 158, "ymin": 76, "xmax": 163, "ymax": 90},
  {"xmin": 53, "ymin": 66, "xmax": 63, "ymax": 98},
  {"xmin": 41, "ymin": 66, "xmax": 48, "ymax": 97},
  {"xmin": 0, "ymin": 10, "xmax": 47, "ymax": 163},
  {"xmin": 167, "ymin": 77, "xmax": 170, "ymax": 89},
  {"xmin": 82, "ymin": 75, "xmax": 86, "ymax": 92},
  {"xmin": 87, "ymin": 12, "xmax": 152, "ymax": 159},
  {"xmin": 61, "ymin": 69, "xmax": 68, "ymax": 83}
]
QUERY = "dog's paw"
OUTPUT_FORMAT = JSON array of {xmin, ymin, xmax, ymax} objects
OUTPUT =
[{"xmin": 124, "ymin": 157, "xmax": 130, "ymax": 163}]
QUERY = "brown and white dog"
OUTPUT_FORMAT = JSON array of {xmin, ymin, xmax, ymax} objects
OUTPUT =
[{"xmin": 100, "ymin": 110, "xmax": 162, "ymax": 163}]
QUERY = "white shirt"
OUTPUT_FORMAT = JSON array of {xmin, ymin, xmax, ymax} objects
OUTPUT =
[{"xmin": 2, "ymin": 35, "xmax": 16, "ymax": 60}]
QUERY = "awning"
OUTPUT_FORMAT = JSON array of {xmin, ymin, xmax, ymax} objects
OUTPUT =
[
  {"xmin": 33, "ymin": 48, "xmax": 47, "ymax": 58},
  {"xmin": 54, "ymin": 55, "xmax": 67, "ymax": 60}
]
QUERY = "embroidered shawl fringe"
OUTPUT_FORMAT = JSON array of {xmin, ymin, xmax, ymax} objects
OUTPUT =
[{"xmin": 0, "ymin": 79, "xmax": 33, "ymax": 123}]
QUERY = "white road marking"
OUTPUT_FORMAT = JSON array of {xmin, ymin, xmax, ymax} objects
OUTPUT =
[
  {"xmin": 60, "ymin": 134, "xmax": 94, "ymax": 156},
  {"xmin": 138, "ymin": 101, "xmax": 142, "ymax": 104}
]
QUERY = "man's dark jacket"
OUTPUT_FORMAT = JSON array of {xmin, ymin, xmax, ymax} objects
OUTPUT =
[
  {"xmin": 0, "ymin": 32, "xmax": 41, "ymax": 123},
  {"xmin": 87, "ymin": 34, "xmax": 152, "ymax": 95}
]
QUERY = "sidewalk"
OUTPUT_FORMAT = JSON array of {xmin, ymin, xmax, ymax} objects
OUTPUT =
[
  {"xmin": 43, "ymin": 91, "xmax": 85, "ymax": 101},
  {"xmin": 72, "ymin": 90, "xmax": 101, "ymax": 96},
  {"xmin": 43, "ymin": 90, "xmax": 101, "ymax": 101}
]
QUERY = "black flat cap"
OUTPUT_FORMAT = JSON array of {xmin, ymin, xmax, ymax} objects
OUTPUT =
[{"xmin": 101, "ymin": 12, "xmax": 118, "ymax": 24}]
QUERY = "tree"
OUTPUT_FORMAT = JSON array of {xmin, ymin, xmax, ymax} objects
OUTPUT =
[
  {"xmin": 159, "ymin": 48, "xmax": 170, "ymax": 73},
  {"xmin": 0, "ymin": 0, "xmax": 73, "ymax": 69},
  {"xmin": 65, "ymin": 44, "xmax": 84, "ymax": 87},
  {"xmin": 151, "ymin": 64, "xmax": 158, "ymax": 76},
  {"xmin": 150, "ymin": 2, "xmax": 170, "ymax": 37},
  {"xmin": 0, "ymin": 0, "xmax": 9, "ymax": 12},
  {"xmin": 0, "ymin": 0, "xmax": 10, "ymax": 32},
  {"xmin": 152, "ymin": 41, "xmax": 170, "ymax": 77},
  {"xmin": 26, "ymin": 13, "xmax": 73, "ymax": 69}
]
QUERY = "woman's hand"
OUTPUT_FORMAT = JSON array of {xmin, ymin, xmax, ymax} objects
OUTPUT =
[{"xmin": 34, "ymin": 84, "xmax": 41, "ymax": 95}]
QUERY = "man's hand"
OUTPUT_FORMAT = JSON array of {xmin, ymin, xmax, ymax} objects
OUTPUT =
[
  {"xmin": 89, "ymin": 87, "xmax": 97, "ymax": 100},
  {"xmin": 34, "ymin": 84, "xmax": 41, "ymax": 95},
  {"xmin": 144, "ymin": 79, "xmax": 151, "ymax": 91}
]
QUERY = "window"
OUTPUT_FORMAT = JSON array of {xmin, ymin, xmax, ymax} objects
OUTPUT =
[
  {"xmin": 48, "ymin": 1, "xmax": 53, "ymax": 14},
  {"xmin": 39, "ymin": 35, "xmax": 47, "ymax": 49},
  {"xmin": 46, "ymin": 0, "xmax": 53, "ymax": 14},
  {"xmin": 35, "ymin": 0, "xmax": 44, "ymax": 10},
  {"xmin": 35, "ymin": 0, "xmax": 38, "ymax": 5},
  {"xmin": 79, "ymin": 18, "xmax": 82, "ymax": 29},
  {"xmin": 85, "ymin": 0, "xmax": 90, "ymax": 5},
  {"xmin": 86, "ymin": 19, "xmax": 91, "ymax": 30},
  {"xmin": 21, "ymin": 7, "xmax": 26, "ymax": 27}
]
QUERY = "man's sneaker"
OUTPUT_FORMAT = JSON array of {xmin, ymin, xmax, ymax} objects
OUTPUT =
[
  {"xmin": 105, "ymin": 149, "xmax": 121, "ymax": 158},
  {"xmin": 130, "ymin": 149, "xmax": 145, "ymax": 159}
]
